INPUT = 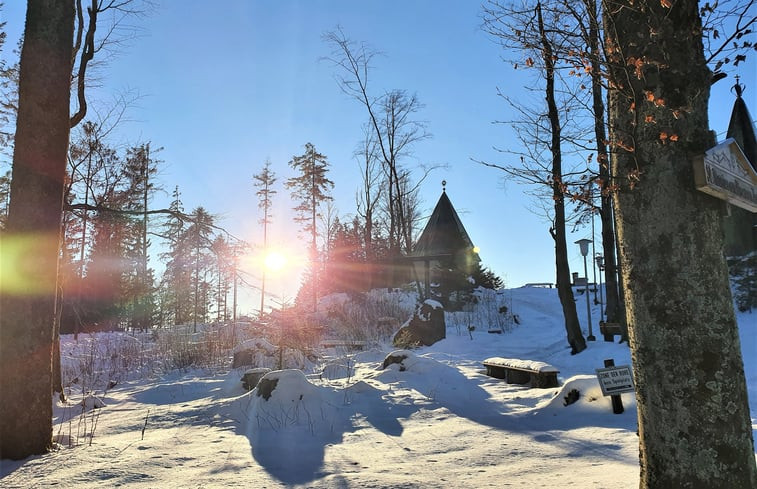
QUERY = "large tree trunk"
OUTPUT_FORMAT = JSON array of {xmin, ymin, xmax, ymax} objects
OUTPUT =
[
  {"xmin": 604, "ymin": 0, "xmax": 756, "ymax": 486},
  {"xmin": 0, "ymin": 0, "xmax": 74, "ymax": 460},
  {"xmin": 539, "ymin": 2, "xmax": 586, "ymax": 354}
]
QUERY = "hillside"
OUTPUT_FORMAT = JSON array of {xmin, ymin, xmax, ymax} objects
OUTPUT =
[{"xmin": 1, "ymin": 286, "xmax": 754, "ymax": 488}]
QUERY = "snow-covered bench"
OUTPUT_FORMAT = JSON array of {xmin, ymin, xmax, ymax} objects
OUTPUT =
[
  {"xmin": 482, "ymin": 357, "xmax": 560, "ymax": 388},
  {"xmin": 320, "ymin": 340, "xmax": 367, "ymax": 351}
]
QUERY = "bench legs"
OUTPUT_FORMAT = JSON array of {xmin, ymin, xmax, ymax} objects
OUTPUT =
[{"xmin": 485, "ymin": 365, "xmax": 559, "ymax": 388}]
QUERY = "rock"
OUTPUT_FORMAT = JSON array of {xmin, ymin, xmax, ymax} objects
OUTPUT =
[
  {"xmin": 381, "ymin": 351, "xmax": 410, "ymax": 371},
  {"xmin": 392, "ymin": 300, "xmax": 445, "ymax": 348},
  {"xmin": 241, "ymin": 367, "xmax": 271, "ymax": 391}
]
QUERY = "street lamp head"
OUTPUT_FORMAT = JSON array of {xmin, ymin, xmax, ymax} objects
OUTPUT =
[
  {"xmin": 575, "ymin": 238, "xmax": 592, "ymax": 256},
  {"xmin": 595, "ymin": 254, "xmax": 604, "ymax": 268}
]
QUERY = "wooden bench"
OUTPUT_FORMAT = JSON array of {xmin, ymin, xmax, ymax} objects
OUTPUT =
[
  {"xmin": 320, "ymin": 340, "xmax": 367, "ymax": 351},
  {"xmin": 483, "ymin": 357, "xmax": 560, "ymax": 388},
  {"xmin": 524, "ymin": 282, "xmax": 553, "ymax": 288},
  {"xmin": 599, "ymin": 321, "xmax": 624, "ymax": 340}
]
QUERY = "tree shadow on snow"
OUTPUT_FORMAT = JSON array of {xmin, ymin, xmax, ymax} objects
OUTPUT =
[{"xmin": 243, "ymin": 377, "xmax": 417, "ymax": 485}]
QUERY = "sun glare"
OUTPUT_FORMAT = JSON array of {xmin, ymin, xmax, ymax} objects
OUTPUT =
[{"xmin": 264, "ymin": 251, "xmax": 287, "ymax": 272}]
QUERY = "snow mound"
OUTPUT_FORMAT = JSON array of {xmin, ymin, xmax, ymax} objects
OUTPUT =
[
  {"xmin": 319, "ymin": 360, "xmax": 354, "ymax": 381},
  {"xmin": 378, "ymin": 349, "xmax": 443, "ymax": 375},
  {"xmin": 533, "ymin": 374, "xmax": 637, "ymax": 417},
  {"xmin": 246, "ymin": 369, "xmax": 344, "ymax": 444},
  {"xmin": 80, "ymin": 394, "xmax": 106, "ymax": 411}
]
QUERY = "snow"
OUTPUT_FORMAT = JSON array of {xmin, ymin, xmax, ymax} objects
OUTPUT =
[
  {"xmin": 423, "ymin": 299, "xmax": 444, "ymax": 310},
  {"xmin": 1, "ymin": 286, "xmax": 754, "ymax": 488},
  {"xmin": 483, "ymin": 357, "xmax": 560, "ymax": 373}
]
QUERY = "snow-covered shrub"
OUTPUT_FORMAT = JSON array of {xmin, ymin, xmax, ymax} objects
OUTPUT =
[
  {"xmin": 445, "ymin": 287, "xmax": 515, "ymax": 335},
  {"xmin": 232, "ymin": 337, "xmax": 309, "ymax": 371},
  {"xmin": 61, "ymin": 332, "xmax": 152, "ymax": 393},
  {"xmin": 319, "ymin": 289, "xmax": 414, "ymax": 346}
]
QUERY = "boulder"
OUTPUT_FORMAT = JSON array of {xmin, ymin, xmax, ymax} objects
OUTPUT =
[
  {"xmin": 392, "ymin": 300, "xmax": 445, "ymax": 348},
  {"xmin": 241, "ymin": 367, "xmax": 271, "ymax": 391}
]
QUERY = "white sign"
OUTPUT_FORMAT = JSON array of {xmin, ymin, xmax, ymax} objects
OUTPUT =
[
  {"xmin": 693, "ymin": 138, "xmax": 757, "ymax": 213},
  {"xmin": 595, "ymin": 365, "xmax": 635, "ymax": 396}
]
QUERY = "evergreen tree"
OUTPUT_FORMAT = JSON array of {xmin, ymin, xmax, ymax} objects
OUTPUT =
[
  {"xmin": 211, "ymin": 235, "xmax": 234, "ymax": 322},
  {"xmin": 159, "ymin": 187, "xmax": 192, "ymax": 325},
  {"xmin": 183, "ymin": 207, "xmax": 216, "ymax": 331},
  {"xmin": 322, "ymin": 216, "xmax": 366, "ymax": 294},
  {"xmin": 253, "ymin": 159, "xmax": 277, "ymax": 313},
  {"xmin": 121, "ymin": 143, "xmax": 159, "ymax": 331},
  {"xmin": 285, "ymin": 143, "xmax": 334, "ymax": 309}
]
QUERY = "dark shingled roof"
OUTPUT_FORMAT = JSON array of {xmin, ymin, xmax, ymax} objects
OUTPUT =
[
  {"xmin": 412, "ymin": 190, "xmax": 474, "ymax": 257},
  {"xmin": 726, "ymin": 82, "xmax": 757, "ymax": 170}
]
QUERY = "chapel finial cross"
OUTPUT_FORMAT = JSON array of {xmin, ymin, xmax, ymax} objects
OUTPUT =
[{"xmin": 732, "ymin": 75, "xmax": 745, "ymax": 98}]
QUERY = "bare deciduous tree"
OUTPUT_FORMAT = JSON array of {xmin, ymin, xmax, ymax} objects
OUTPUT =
[{"xmin": 323, "ymin": 28, "xmax": 431, "ymax": 257}]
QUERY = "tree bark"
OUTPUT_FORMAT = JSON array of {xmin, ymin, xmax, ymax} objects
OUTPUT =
[
  {"xmin": 538, "ymin": 2, "xmax": 586, "ymax": 354},
  {"xmin": 0, "ymin": 0, "xmax": 74, "ymax": 460},
  {"xmin": 604, "ymin": 0, "xmax": 757, "ymax": 485}
]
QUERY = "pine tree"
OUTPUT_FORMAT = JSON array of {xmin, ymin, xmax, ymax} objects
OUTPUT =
[
  {"xmin": 253, "ymin": 159, "xmax": 277, "ymax": 313},
  {"xmin": 210, "ymin": 235, "xmax": 234, "ymax": 322},
  {"xmin": 121, "ymin": 143, "xmax": 159, "ymax": 331},
  {"xmin": 285, "ymin": 143, "xmax": 334, "ymax": 309},
  {"xmin": 159, "ymin": 187, "xmax": 192, "ymax": 326},
  {"xmin": 183, "ymin": 207, "xmax": 215, "ymax": 331}
]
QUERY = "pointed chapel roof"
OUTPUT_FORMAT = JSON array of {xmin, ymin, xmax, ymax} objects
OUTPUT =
[
  {"xmin": 726, "ymin": 79, "xmax": 757, "ymax": 171},
  {"xmin": 412, "ymin": 188, "xmax": 474, "ymax": 257}
]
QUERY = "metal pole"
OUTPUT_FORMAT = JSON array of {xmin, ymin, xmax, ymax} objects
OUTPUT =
[
  {"xmin": 597, "ymin": 258, "xmax": 604, "ymax": 319},
  {"xmin": 584, "ymin": 254, "xmax": 595, "ymax": 341},
  {"xmin": 591, "ymin": 188, "xmax": 598, "ymax": 305}
]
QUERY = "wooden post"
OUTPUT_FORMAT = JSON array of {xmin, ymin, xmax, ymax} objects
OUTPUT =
[{"xmin": 605, "ymin": 358, "xmax": 624, "ymax": 414}]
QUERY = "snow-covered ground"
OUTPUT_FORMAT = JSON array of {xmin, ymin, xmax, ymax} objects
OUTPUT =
[{"xmin": 1, "ymin": 286, "xmax": 754, "ymax": 488}]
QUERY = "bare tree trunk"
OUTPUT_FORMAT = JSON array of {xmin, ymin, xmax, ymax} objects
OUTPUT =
[
  {"xmin": 0, "ymin": 0, "xmax": 74, "ymax": 460},
  {"xmin": 538, "ymin": 2, "xmax": 586, "ymax": 354},
  {"xmin": 583, "ymin": 0, "xmax": 623, "ymax": 334},
  {"xmin": 605, "ymin": 0, "xmax": 756, "ymax": 485}
]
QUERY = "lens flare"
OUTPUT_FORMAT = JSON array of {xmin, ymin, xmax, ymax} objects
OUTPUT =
[
  {"xmin": 264, "ymin": 251, "xmax": 287, "ymax": 272},
  {"xmin": 0, "ymin": 233, "xmax": 60, "ymax": 295}
]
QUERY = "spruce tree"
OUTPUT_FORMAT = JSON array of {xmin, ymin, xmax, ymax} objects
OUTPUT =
[{"xmin": 285, "ymin": 143, "xmax": 334, "ymax": 309}]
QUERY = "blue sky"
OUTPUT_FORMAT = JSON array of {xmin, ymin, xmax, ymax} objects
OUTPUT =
[{"xmin": 2, "ymin": 1, "xmax": 755, "ymax": 314}]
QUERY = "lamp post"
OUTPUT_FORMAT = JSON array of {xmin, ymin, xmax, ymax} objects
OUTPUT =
[
  {"xmin": 576, "ymin": 238, "xmax": 595, "ymax": 341},
  {"xmin": 595, "ymin": 254, "xmax": 605, "ymax": 321}
]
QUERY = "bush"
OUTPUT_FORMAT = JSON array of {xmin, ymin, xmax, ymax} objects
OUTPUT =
[{"xmin": 320, "ymin": 289, "xmax": 414, "ymax": 345}]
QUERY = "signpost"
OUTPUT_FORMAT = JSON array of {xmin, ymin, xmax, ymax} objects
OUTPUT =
[
  {"xmin": 692, "ymin": 138, "xmax": 757, "ymax": 212},
  {"xmin": 595, "ymin": 359, "xmax": 634, "ymax": 414}
]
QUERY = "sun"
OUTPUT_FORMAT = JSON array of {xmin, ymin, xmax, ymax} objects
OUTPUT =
[{"xmin": 263, "ymin": 251, "xmax": 288, "ymax": 272}]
